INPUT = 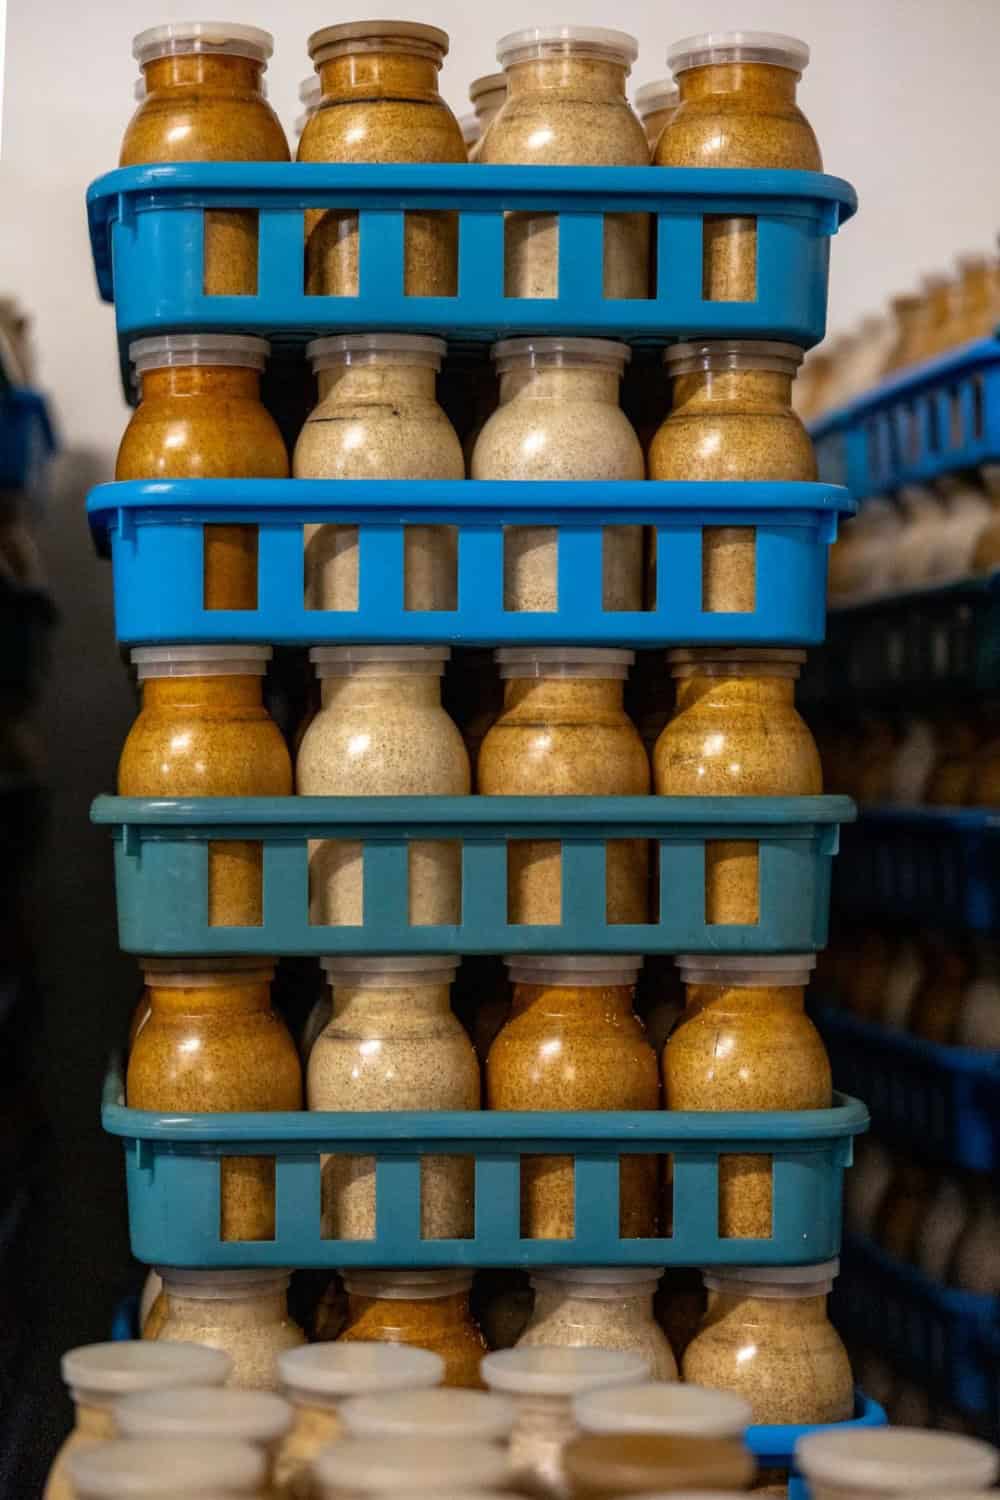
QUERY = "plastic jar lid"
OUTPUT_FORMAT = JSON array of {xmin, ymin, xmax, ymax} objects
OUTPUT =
[
  {"xmin": 497, "ymin": 25, "xmax": 638, "ymax": 70},
  {"xmin": 129, "ymin": 333, "xmax": 271, "ymax": 375},
  {"xmin": 634, "ymin": 79, "xmax": 679, "ymax": 116},
  {"xmin": 341, "ymin": 1387, "xmax": 516, "ymax": 1442},
  {"xmin": 676, "ymin": 953, "xmax": 817, "ymax": 988},
  {"xmin": 321, "ymin": 955, "xmax": 459, "ymax": 988},
  {"xmin": 61, "ymin": 1342, "xmax": 231, "ymax": 1408},
  {"xmin": 114, "ymin": 1386, "xmax": 292, "ymax": 1445},
  {"xmin": 155, "ymin": 1267, "xmax": 292, "ymax": 1300},
  {"xmin": 530, "ymin": 1266, "xmax": 664, "ymax": 1297},
  {"xmin": 310, "ymin": 20, "xmax": 450, "ymax": 66},
  {"xmin": 470, "ymin": 71, "xmax": 506, "ymax": 102},
  {"xmin": 314, "ymin": 1436, "xmax": 510, "ymax": 1493},
  {"xmin": 141, "ymin": 957, "xmax": 275, "ymax": 985},
  {"xmin": 133, "ymin": 77, "xmax": 146, "ymax": 101},
  {"xmin": 505, "ymin": 954, "xmax": 643, "ymax": 989},
  {"xmin": 299, "ymin": 73, "xmax": 321, "ymax": 106},
  {"xmin": 703, "ymin": 1261, "xmax": 839, "ymax": 1299},
  {"xmin": 131, "ymin": 645, "xmax": 272, "ymax": 680},
  {"xmin": 310, "ymin": 645, "xmax": 451, "ymax": 679},
  {"xmin": 663, "ymin": 339, "xmax": 804, "ymax": 376},
  {"xmin": 68, "ymin": 1437, "xmax": 265, "ymax": 1497},
  {"xmin": 492, "ymin": 336, "xmax": 631, "ymax": 374},
  {"xmin": 495, "ymin": 646, "xmax": 635, "ymax": 681},
  {"xmin": 341, "ymin": 1268, "xmax": 474, "ymax": 1300},
  {"xmin": 461, "ymin": 114, "xmax": 480, "ymax": 146},
  {"xmin": 482, "ymin": 1347, "xmax": 650, "ymax": 1398},
  {"xmin": 795, "ymin": 1428, "xmax": 999, "ymax": 1491},
  {"xmin": 133, "ymin": 22, "xmax": 274, "ymax": 66},
  {"xmin": 307, "ymin": 332, "xmax": 447, "ymax": 371},
  {"xmin": 278, "ymin": 1343, "xmax": 444, "ymax": 1405},
  {"xmin": 668, "ymin": 647, "xmax": 806, "ymax": 680},
  {"xmin": 667, "ymin": 31, "xmax": 809, "ymax": 77},
  {"xmin": 574, "ymin": 1382, "xmax": 751, "ymax": 1438}
]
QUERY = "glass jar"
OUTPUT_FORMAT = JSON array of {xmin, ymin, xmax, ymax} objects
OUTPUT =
[
  {"xmin": 152, "ymin": 1269, "xmax": 306, "ymax": 1391},
  {"xmin": 341, "ymin": 1387, "xmax": 514, "ymax": 1443},
  {"xmin": 482, "ymin": 1346, "xmax": 649, "ymax": 1500},
  {"xmin": 562, "ymin": 1432, "xmax": 756, "ymax": 1499},
  {"xmin": 478, "ymin": 650, "xmax": 649, "ymax": 924},
  {"xmin": 338, "ymin": 1270, "xmax": 488, "ymax": 1389},
  {"xmin": 957, "ymin": 940, "xmax": 1000, "ymax": 1048},
  {"xmin": 926, "ymin": 720, "xmax": 981, "ymax": 805},
  {"xmin": 884, "ymin": 293, "xmax": 923, "ymax": 375},
  {"xmin": 887, "ymin": 717, "xmax": 938, "ymax": 804},
  {"xmin": 682, "ymin": 1263, "xmax": 853, "ymax": 1426},
  {"xmin": 797, "ymin": 1427, "xmax": 999, "ymax": 1500},
  {"xmin": 123, "ymin": 24, "xmax": 288, "ymax": 296},
  {"xmin": 843, "ymin": 1137, "xmax": 894, "ymax": 1238},
  {"xmin": 481, "ymin": 27, "xmax": 648, "ymax": 299},
  {"xmin": 487, "ymin": 956, "xmax": 658, "ymax": 1239},
  {"xmin": 891, "ymin": 485, "xmax": 949, "ymax": 588},
  {"xmin": 300, "ymin": 990, "xmax": 332, "ymax": 1064},
  {"xmin": 873, "ymin": 1160, "xmax": 935, "ymax": 1263},
  {"xmin": 307, "ymin": 957, "xmax": 479, "ymax": 1241},
  {"xmin": 274, "ymin": 1344, "xmax": 444, "ymax": 1500},
  {"xmin": 910, "ymin": 275, "xmax": 955, "ymax": 365},
  {"xmin": 634, "ymin": 79, "xmax": 679, "ymax": 151},
  {"xmin": 654, "ymin": 650, "xmax": 821, "ymax": 923},
  {"xmin": 931, "ymin": 476, "xmax": 992, "ymax": 583},
  {"xmin": 656, "ymin": 33, "xmax": 819, "ymax": 302},
  {"xmin": 296, "ymin": 74, "xmax": 322, "ymax": 141},
  {"xmin": 67, "ymin": 1438, "xmax": 265, "ymax": 1498},
  {"xmin": 117, "ymin": 646, "xmax": 292, "ymax": 926},
  {"xmin": 127, "ymin": 960, "xmax": 302, "ymax": 1243},
  {"xmin": 114, "ymin": 1387, "xmax": 291, "ymax": 1488},
  {"xmin": 574, "ymin": 1379, "xmax": 750, "ymax": 1438},
  {"xmin": 296, "ymin": 647, "xmax": 470, "ymax": 925},
  {"xmin": 313, "ymin": 1435, "xmax": 511, "ymax": 1500},
  {"xmin": 826, "ymin": 498, "xmax": 901, "ymax": 606},
  {"xmin": 467, "ymin": 72, "xmax": 507, "ymax": 160},
  {"xmin": 666, "ymin": 956, "xmax": 830, "ymax": 1238},
  {"xmin": 951, "ymin": 254, "xmax": 997, "ymax": 344},
  {"xmin": 951, "ymin": 1183, "xmax": 1000, "ymax": 1294},
  {"xmin": 43, "ymin": 1342, "xmax": 231, "ymax": 1500},
  {"xmin": 470, "ymin": 339, "xmax": 643, "ymax": 612},
  {"xmin": 909, "ymin": 940, "xmax": 970, "ymax": 1045},
  {"xmin": 517, "ymin": 1268, "xmax": 676, "ymax": 1380},
  {"xmin": 299, "ymin": 22, "xmax": 464, "ymax": 297},
  {"xmin": 116, "ymin": 336, "xmax": 288, "ymax": 611},
  {"xmin": 915, "ymin": 1174, "xmax": 970, "ymax": 1281}
]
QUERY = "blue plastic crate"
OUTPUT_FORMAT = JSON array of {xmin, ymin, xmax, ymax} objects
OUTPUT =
[
  {"xmin": 0, "ymin": 387, "xmax": 56, "ymax": 492},
  {"xmin": 88, "ymin": 478, "xmax": 851, "ymax": 648},
  {"xmin": 746, "ymin": 1393, "xmax": 887, "ymax": 1500},
  {"xmin": 91, "ymin": 794, "xmax": 852, "ymax": 957}
]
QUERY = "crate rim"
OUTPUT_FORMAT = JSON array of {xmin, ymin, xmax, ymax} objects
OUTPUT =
[
  {"xmin": 854, "ymin": 803, "xmax": 1000, "ymax": 834},
  {"xmin": 816, "ymin": 1001, "xmax": 1000, "ymax": 1077},
  {"xmin": 826, "ymin": 570, "xmax": 1000, "ymax": 619},
  {"xmin": 810, "ymin": 333, "xmax": 1000, "ymax": 442},
  {"xmin": 745, "ymin": 1392, "xmax": 886, "ymax": 1460}
]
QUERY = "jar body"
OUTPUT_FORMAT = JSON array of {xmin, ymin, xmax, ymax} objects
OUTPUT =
[
  {"xmin": 44, "ymin": 1407, "xmax": 116, "ymax": 1500},
  {"xmin": 153, "ymin": 1290, "xmax": 306, "ymax": 1390},
  {"xmin": 518, "ymin": 1286, "xmax": 677, "ymax": 1379},
  {"xmin": 649, "ymin": 368, "xmax": 816, "ymax": 483},
  {"xmin": 338, "ymin": 1290, "xmax": 487, "ymax": 1388},
  {"xmin": 274, "ymin": 1403, "xmax": 340, "ymax": 1499}
]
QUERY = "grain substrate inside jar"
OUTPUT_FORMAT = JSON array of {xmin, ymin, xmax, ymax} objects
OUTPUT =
[{"xmin": 702, "ymin": 526, "xmax": 756, "ymax": 613}]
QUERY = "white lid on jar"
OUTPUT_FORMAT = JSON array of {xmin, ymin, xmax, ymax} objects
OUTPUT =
[
  {"xmin": 133, "ymin": 21, "xmax": 274, "ymax": 67},
  {"xmin": 530, "ymin": 1266, "xmax": 664, "ymax": 1297},
  {"xmin": 307, "ymin": 332, "xmax": 447, "ymax": 372},
  {"xmin": 61, "ymin": 1342, "xmax": 231, "ymax": 1410},
  {"xmin": 667, "ymin": 32, "xmax": 809, "ymax": 77},
  {"xmin": 130, "ymin": 333, "xmax": 271, "ymax": 375},
  {"xmin": 68, "ymin": 1437, "xmax": 265, "ymax": 1497},
  {"xmin": 310, "ymin": 645, "xmax": 451, "ymax": 679},
  {"xmin": 505, "ymin": 954, "xmax": 643, "ymax": 988},
  {"xmin": 321, "ymin": 955, "xmax": 459, "ymax": 988},
  {"xmin": 495, "ymin": 646, "xmax": 635, "ymax": 681},
  {"xmin": 341, "ymin": 1268, "xmax": 474, "ymax": 1301},
  {"xmin": 141, "ymin": 956, "xmax": 275, "ymax": 985},
  {"xmin": 310, "ymin": 20, "xmax": 450, "ymax": 67},
  {"xmin": 469, "ymin": 71, "xmax": 506, "ymax": 103},
  {"xmin": 634, "ymin": 78, "xmax": 679, "ymax": 117},
  {"xmin": 676, "ymin": 953, "xmax": 817, "ymax": 988},
  {"xmin": 664, "ymin": 339, "xmax": 804, "ymax": 376},
  {"xmin": 668, "ymin": 647, "xmax": 806, "ymax": 680},
  {"xmin": 155, "ymin": 1267, "xmax": 292, "ymax": 1300},
  {"xmin": 341, "ymin": 1387, "xmax": 515, "ymax": 1442},
  {"xmin": 574, "ymin": 1381, "xmax": 751, "ymax": 1438},
  {"xmin": 314, "ymin": 1436, "xmax": 510, "ymax": 1494},
  {"xmin": 482, "ymin": 1346, "xmax": 650, "ymax": 1397},
  {"xmin": 299, "ymin": 73, "xmax": 321, "ymax": 106},
  {"xmin": 795, "ymin": 1428, "xmax": 999, "ymax": 1492},
  {"xmin": 114, "ymin": 1386, "xmax": 292, "ymax": 1445},
  {"xmin": 492, "ymin": 336, "xmax": 631, "ymax": 376},
  {"xmin": 703, "ymin": 1260, "xmax": 839, "ymax": 1299},
  {"xmin": 497, "ymin": 26, "xmax": 638, "ymax": 71},
  {"xmin": 461, "ymin": 113, "xmax": 480, "ymax": 146},
  {"xmin": 131, "ymin": 645, "xmax": 272, "ymax": 681},
  {"xmin": 278, "ymin": 1343, "xmax": 444, "ymax": 1407}
]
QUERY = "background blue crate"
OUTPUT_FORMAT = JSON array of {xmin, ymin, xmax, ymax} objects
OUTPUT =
[{"xmin": 747, "ymin": 1393, "xmax": 887, "ymax": 1500}]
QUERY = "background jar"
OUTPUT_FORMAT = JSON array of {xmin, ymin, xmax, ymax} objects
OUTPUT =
[
  {"xmin": 298, "ymin": 21, "xmax": 465, "ymax": 297},
  {"xmin": 296, "ymin": 646, "xmax": 470, "ymax": 926},
  {"xmin": 338, "ymin": 1270, "xmax": 488, "ymax": 1389},
  {"xmin": 487, "ymin": 956, "xmax": 659, "ymax": 1240},
  {"xmin": 151, "ymin": 1269, "xmax": 305, "ymax": 1391},
  {"xmin": 562, "ymin": 1430, "xmax": 756, "ymax": 1500},
  {"xmin": 467, "ymin": 72, "xmax": 507, "ymax": 159},
  {"xmin": 634, "ymin": 79, "xmax": 679, "ymax": 152},
  {"xmin": 113, "ymin": 1387, "xmax": 291, "ymax": 1488},
  {"xmin": 307, "ymin": 956, "xmax": 479, "ymax": 1242},
  {"xmin": 655, "ymin": 32, "xmax": 820, "ymax": 302},
  {"xmin": 470, "ymin": 339, "xmax": 644, "ymax": 613},
  {"xmin": 478, "ymin": 648, "xmax": 649, "ymax": 924},
  {"xmin": 796, "ymin": 1427, "xmax": 999, "ymax": 1500},
  {"xmin": 127, "ymin": 959, "xmax": 301, "ymax": 1243},
  {"xmin": 574, "ymin": 1379, "xmax": 751, "ymax": 1440},
  {"xmin": 681, "ymin": 1262, "xmax": 853, "ymax": 1426},
  {"xmin": 340, "ymin": 1387, "xmax": 514, "ymax": 1445},
  {"xmin": 117, "ymin": 335, "xmax": 287, "ymax": 611},
  {"xmin": 517, "ymin": 1268, "xmax": 676, "ymax": 1380},
  {"xmin": 295, "ymin": 335, "xmax": 463, "ymax": 614},
  {"xmin": 123, "ymin": 24, "xmax": 288, "ymax": 295},
  {"xmin": 313, "ymin": 1435, "xmax": 511, "ymax": 1500},
  {"xmin": 67, "ymin": 1437, "xmax": 265, "ymax": 1499}
]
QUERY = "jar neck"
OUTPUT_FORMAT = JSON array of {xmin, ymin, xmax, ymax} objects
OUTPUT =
[
  {"xmin": 506, "ymin": 54, "xmax": 628, "ymax": 102},
  {"xmin": 318, "ymin": 51, "xmax": 441, "ymax": 103},
  {"xmin": 709, "ymin": 1290, "xmax": 829, "ymax": 1326},
  {"xmin": 74, "ymin": 1403, "xmax": 118, "ymax": 1440},
  {"xmin": 348, "ymin": 1289, "xmax": 470, "ymax": 1328},
  {"xmin": 511, "ymin": 981, "xmax": 635, "ymax": 1018},
  {"xmin": 332, "ymin": 983, "xmax": 453, "ymax": 1022},
  {"xmin": 143, "ymin": 53, "xmax": 265, "ymax": 94},
  {"xmin": 679, "ymin": 60, "xmax": 799, "ymax": 106},
  {"xmin": 674, "ymin": 670, "xmax": 796, "ymax": 710},
  {"xmin": 684, "ymin": 982, "xmax": 806, "ymax": 1015},
  {"xmin": 500, "ymin": 364, "xmax": 621, "ymax": 407},
  {"xmin": 140, "ymin": 366, "xmax": 261, "ymax": 402},
  {"xmin": 141, "ymin": 674, "xmax": 264, "ymax": 710},
  {"xmin": 318, "ymin": 362, "xmax": 438, "ymax": 404},
  {"xmin": 167, "ymin": 1289, "xmax": 288, "ymax": 1325},
  {"xmin": 319, "ymin": 673, "xmax": 442, "ymax": 710},
  {"xmin": 147, "ymin": 977, "xmax": 272, "ymax": 1017},
  {"xmin": 510, "ymin": 1390, "xmax": 575, "ymax": 1443},
  {"xmin": 502, "ymin": 675, "xmax": 624, "ymax": 715},
  {"xmin": 671, "ymin": 368, "xmax": 794, "ymax": 412},
  {"xmin": 532, "ymin": 1285, "xmax": 654, "ymax": 1325}
]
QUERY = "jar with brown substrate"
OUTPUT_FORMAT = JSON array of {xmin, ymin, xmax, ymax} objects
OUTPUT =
[
  {"xmin": 116, "ymin": 335, "xmax": 288, "ymax": 611},
  {"xmin": 307, "ymin": 957, "xmax": 479, "ymax": 1241},
  {"xmin": 478, "ymin": 649, "xmax": 649, "ymax": 925},
  {"xmin": 634, "ymin": 79, "xmax": 678, "ymax": 151},
  {"xmin": 873, "ymin": 1159, "xmax": 935, "ymax": 1263},
  {"xmin": 313, "ymin": 1435, "xmax": 512, "ymax": 1500},
  {"xmin": 665, "ymin": 956, "xmax": 831, "ymax": 1239},
  {"xmin": 952, "ymin": 1181, "xmax": 1000, "ymax": 1294},
  {"xmin": 294, "ymin": 335, "xmax": 463, "ymax": 614},
  {"xmin": 298, "ymin": 22, "xmax": 464, "ymax": 297},
  {"xmin": 950, "ymin": 253, "xmax": 998, "ymax": 345},
  {"xmin": 43, "ymin": 1342, "xmax": 231, "ymax": 1500},
  {"xmin": 296, "ymin": 647, "xmax": 470, "ymax": 925},
  {"xmin": 486, "ymin": 956, "xmax": 659, "ymax": 1240},
  {"xmin": 471, "ymin": 340, "xmax": 644, "ymax": 612},
  {"xmin": 117, "ymin": 646, "xmax": 292, "ymax": 925},
  {"xmin": 926, "ymin": 720, "xmax": 981, "ymax": 805},
  {"xmin": 682, "ymin": 1263, "xmax": 853, "ymax": 1427},
  {"xmin": 152, "ymin": 1270, "xmax": 305, "ymax": 1391},
  {"xmin": 67, "ymin": 1437, "xmax": 266, "ymax": 1499},
  {"xmin": 127, "ymin": 960, "xmax": 302, "ymax": 1242},
  {"xmin": 467, "ymin": 72, "xmax": 507, "ymax": 159},
  {"xmin": 653, "ymin": 650, "xmax": 821, "ymax": 925},
  {"xmin": 338, "ymin": 1270, "xmax": 488, "ymax": 1389},
  {"xmin": 797, "ymin": 1427, "xmax": 1000, "ymax": 1500},
  {"xmin": 909, "ymin": 939, "xmax": 970, "ymax": 1045},
  {"xmin": 114, "ymin": 1386, "xmax": 291, "ymax": 1490},
  {"xmin": 123, "ymin": 24, "xmax": 288, "ymax": 295},
  {"xmin": 480, "ymin": 27, "xmax": 649, "ymax": 299},
  {"xmin": 562, "ymin": 1431, "xmax": 756, "ymax": 1500},
  {"xmin": 517, "ymin": 1268, "xmax": 677, "ymax": 1380},
  {"xmin": 656, "ymin": 33, "xmax": 820, "ymax": 302}
]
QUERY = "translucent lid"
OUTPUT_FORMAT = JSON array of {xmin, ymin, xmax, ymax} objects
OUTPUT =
[
  {"xmin": 133, "ymin": 21, "xmax": 274, "ymax": 66},
  {"xmin": 469, "ymin": 71, "xmax": 506, "ymax": 102},
  {"xmin": 68, "ymin": 1437, "xmax": 265, "ymax": 1497},
  {"xmin": 307, "ymin": 333, "xmax": 447, "ymax": 371},
  {"xmin": 299, "ymin": 73, "xmax": 322, "ymax": 106},
  {"xmin": 530, "ymin": 1266, "xmax": 664, "ymax": 1297},
  {"xmin": 321, "ymin": 955, "xmax": 459, "ymax": 988},
  {"xmin": 492, "ymin": 336, "xmax": 631, "ymax": 375},
  {"xmin": 667, "ymin": 31, "xmax": 810, "ymax": 77},
  {"xmin": 704, "ymin": 1260, "xmax": 839, "ymax": 1298},
  {"xmin": 677, "ymin": 954, "xmax": 817, "ymax": 988},
  {"xmin": 310, "ymin": 645, "xmax": 450, "ymax": 679},
  {"xmin": 156, "ymin": 1266, "xmax": 292, "ymax": 1300},
  {"xmin": 574, "ymin": 1382, "xmax": 751, "ymax": 1438},
  {"xmin": 129, "ymin": 334, "xmax": 270, "ymax": 374},
  {"xmin": 133, "ymin": 77, "xmax": 147, "ymax": 101},
  {"xmin": 663, "ymin": 339, "xmax": 804, "ymax": 376},
  {"xmin": 131, "ymin": 645, "xmax": 272, "ymax": 681},
  {"xmin": 141, "ymin": 957, "xmax": 275, "ymax": 986},
  {"xmin": 795, "ymin": 1428, "xmax": 999, "ymax": 1490},
  {"xmin": 278, "ymin": 1343, "xmax": 444, "ymax": 1404},
  {"xmin": 62, "ymin": 1342, "xmax": 231, "ymax": 1407},
  {"xmin": 114, "ymin": 1386, "xmax": 292, "ymax": 1445},
  {"xmin": 482, "ymin": 1347, "xmax": 650, "ymax": 1397},
  {"xmin": 505, "ymin": 954, "xmax": 643, "ymax": 988},
  {"xmin": 342, "ymin": 1268, "xmax": 474, "ymax": 1301},
  {"xmin": 313, "ymin": 1436, "xmax": 510, "ymax": 1493},
  {"xmin": 309, "ymin": 20, "xmax": 450, "ymax": 67},
  {"xmin": 497, "ymin": 26, "xmax": 638, "ymax": 70},
  {"xmin": 495, "ymin": 646, "xmax": 635, "ymax": 681},
  {"xmin": 341, "ymin": 1387, "xmax": 515, "ymax": 1442},
  {"xmin": 668, "ymin": 647, "xmax": 806, "ymax": 680},
  {"xmin": 461, "ymin": 113, "xmax": 480, "ymax": 146},
  {"xmin": 634, "ymin": 79, "xmax": 679, "ymax": 116}
]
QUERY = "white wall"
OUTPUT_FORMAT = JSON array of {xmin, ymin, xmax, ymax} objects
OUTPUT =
[{"xmin": 2, "ymin": 0, "xmax": 999, "ymax": 464}]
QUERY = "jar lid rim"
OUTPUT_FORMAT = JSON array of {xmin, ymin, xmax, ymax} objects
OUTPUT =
[
  {"xmin": 114, "ymin": 1387, "xmax": 292, "ymax": 1443},
  {"xmin": 482, "ymin": 1346, "xmax": 650, "ymax": 1396},
  {"xmin": 62, "ymin": 1342, "xmax": 231, "ymax": 1397},
  {"xmin": 278, "ymin": 1343, "xmax": 444, "ymax": 1398},
  {"xmin": 667, "ymin": 31, "xmax": 809, "ymax": 75},
  {"xmin": 133, "ymin": 21, "xmax": 274, "ymax": 65},
  {"xmin": 634, "ymin": 77, "xmax": 680, "ymax": 112},
  {"xmin": 664, "ymin": 339, "xmax": 804, "ymax": 371},
  {"xmin": 155, "ymin": 1266, "xmax": 292, "ymax": 1292},
  {"xmin": 313, "ymin": 1436, "xmax": 510, "ymax": 1489},
  {"xmin": 574, "ymin": 1381, "xmax": 752, "ymax": 1436},
  {"xmin": 309, "ymin": 19, "xmax": 450, "ymax": 63},
  {"xmin": 341, "ymin": 1388, "xmax": 515, "ymax": 1441},
  {"xmin": 704, "ymin": 1259, "xmax": 839, "ymax": 1291},
  {"xmin": 298, "ymin": 73, "xmax": 321, "ymax": 104},
  {"xmin": 129, "ymin": 333, "xmax": 271, "ymax": 372},
  {"xmin": 495, "ymin": 647, "xmax": 635, "ymax": 664},
  {"xmin": 497, "ymin": 25, "xmax": 638, "ymax": 68},
  {"xmin": 321, "ymin": 955, "xmax": 459, "ymax": 977},
  {"xmin": 492, "ymin": 335, "xmax": 631, "ymax": 366},
  {"xmin": 795, "ymin": 1428, "xmax": 1000, "ymax": 1488},
  {"xmin": 469, "ymin": 71, "xmax": 506, "ymax": 99},
  {"xmin": 307, "ymin": 333, "xmax": 447, "ymax": 367}
]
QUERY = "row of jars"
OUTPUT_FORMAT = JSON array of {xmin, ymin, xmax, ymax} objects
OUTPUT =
[{"xmin": 815, "ymin": 712, "xmax": 1000, "ymax": 811}]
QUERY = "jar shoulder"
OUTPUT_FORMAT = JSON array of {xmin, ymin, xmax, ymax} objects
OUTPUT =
[
  {"xmin": 472, "ymin": 402, "xmax": 643, "ymax": 480},
  {"xmin": 121, "ymin": 96, "xmax": 290, "ymax": 165},
  {"xmin": 481, "ymin": 99, "xmax": 649, "ymax": 166},
  {"xmin": 655, "ymin": 106, "xmax": 821, "ymax": 171},
  {"xmin": 298, "ymin": 98, "xmax": 465, "ymax": 163},
  {"xmin": 479, "ymin": 718, "xmax": 650, "ymax": 795},
  {"xmin": 119, "ymin": 712, "xmax": 293, "ymax": 796},
  {"xmin": 294, "ymin": 405, "xmax": 464, "ymax": 479},
  {"xmin": 296, "ymin": 707, "xmax": 470, "ymax": 794},
  {"xmin": 117, "ymin": 402, "xmax": 289, "ymax": 480}
]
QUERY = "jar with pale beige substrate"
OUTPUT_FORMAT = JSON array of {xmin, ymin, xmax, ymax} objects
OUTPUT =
[
  {"xmin": 296, "ymin": 647, "xmax": 470, "ymax": 926},
  {"xmin": 826, "ymin": 498, "xmax": 900, "ymax": 606},
  {"xmin": 43, "ymin": 1342, "xmax": 231, "ymax": 1500},
  {"xmin": 338, "ymin": 1270, "xmax": 488, "ymax": 1389},
  {"xmin": 314, "ymin": 1435, "xmax": 511, "ymax": 1500},
  {"xmin": 482, "ymin": 1346, "xmax": 650, "ymax": 1499},
  {"xmin": 478, "ymin": 650, "xmax": 649, "ymax": 924},
  {"xmin": 307, "ymin": 957, "xmax": 479, "ymax": 1241},
  {"xmin": 562, "ymin": 1431, "xmax": 756, "ymax": 1499},
  {"xmin": 796, "ymin": 1426, "xmax": 999, "ymax": 1500},
  {"xmin": 67, "ymin": 1437, "xmax": 265, "ymax": 1498},
  {"xmin": 480, "ymin": 27, "xmax": 648, "ymax": 299},
  {"xmin": 294, "ymin": 336, "xmax": 463, "ymax": 614},
  {"xmin": 887, "ymin": 718, "xmax": 937, "ymax": 804},
  {"xmin": 891, "ymin": 485, "xmax": 949, "ymax": 589},
  {"xmin": 683, "ymin": 1264, "xmax": 852, "ymax": 1432},
  {"xmin": 151, "ymin": 1269, "xmax": 305, "ymax": 1391},
  {"xmin": 298, "ymin": 21, "xmax": 464, "ymax": 297},
  {"xmin": 467, "ymin": 72, "xmax": 507, "ymax": 159},
  {"xmin": 487, "ymin": 957, "xmax": 659, "ymax": 1239},
  {"xmin": 574, "ymin": 1379, "xmax": 751, "ymax": 1441},
  {"xmin": 273, "ymin": 1343, "xmax": 443, "ymax": 1500},
  {"xmin": 471, "ymin": 339, "xmax": 643, "ymax": 613},
  {"xmin": 114, "ymin": 1386, "xmax": 291, "ymax": 1490},
  {"xmin": 341, "ymin": 1386, "xmax": 514, "ymax": 1444},
  {"xmin": 634, "ymin": 78, "xmax": 678, "ymax": 151},
  {"xmin": 517, "ymin": 1268, "xmax": 677, "ymax": 1380}
]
